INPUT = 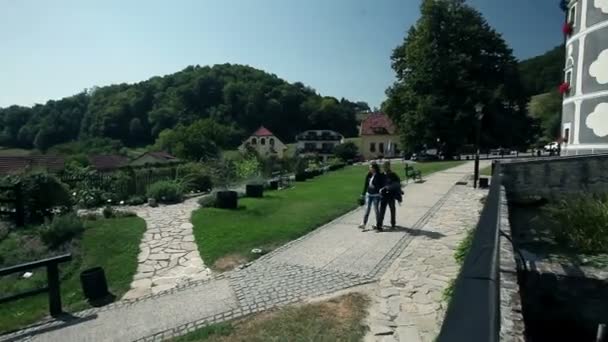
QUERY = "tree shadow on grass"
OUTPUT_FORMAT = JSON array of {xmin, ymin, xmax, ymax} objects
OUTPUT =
[{"xmin": 382, "ymin": 225, "xmax": 445, "ymax": 239}]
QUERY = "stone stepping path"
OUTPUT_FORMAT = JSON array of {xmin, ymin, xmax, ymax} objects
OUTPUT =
[{"xmin": 123, "ymin": 197, "xmax": 212, "ymax": 299}]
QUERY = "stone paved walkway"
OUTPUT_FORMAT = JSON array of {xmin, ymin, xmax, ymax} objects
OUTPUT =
[
  {"xmin": 124, "ymin": 198, "xmax": 213, "ymax": 299},
  {"xmin": 1, "ymin": 162, "xmax": 485, "ymax": 342},
  {"xmin": 364, "ymin": 183, "xmax": 487, "ymax": 342}
]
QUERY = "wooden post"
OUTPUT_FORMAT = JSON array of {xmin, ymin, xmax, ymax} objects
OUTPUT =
[{"xmin": 47, "ymin": 263, "xmax": 62, "ymax": 317}]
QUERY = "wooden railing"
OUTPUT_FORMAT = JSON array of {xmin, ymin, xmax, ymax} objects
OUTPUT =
[{"xmin": 0, "ymin": 254, "xmax": 72, "ymax": 317}]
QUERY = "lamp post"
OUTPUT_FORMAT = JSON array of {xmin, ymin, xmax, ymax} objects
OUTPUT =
[{"xmin": 474, "ymin": 103, "xmax": 484, "ymax": 188}]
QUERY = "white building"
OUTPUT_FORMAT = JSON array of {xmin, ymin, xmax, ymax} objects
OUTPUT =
[
  {"xmin": 239, "ymin": 126, "xmax": 287, "ymax": 158},
  {"xmin": 561, "ymin": 0, "xmax": 608, "ymax": 154},
  {"xmin": 295, "ymin": 130, "xmax": 344, "ymax": 160}
]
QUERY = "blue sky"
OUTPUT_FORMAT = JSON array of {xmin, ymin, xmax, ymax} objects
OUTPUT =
[{"xmin": 0, "ymin": 0, "xmax": 564, "ymax": 109}]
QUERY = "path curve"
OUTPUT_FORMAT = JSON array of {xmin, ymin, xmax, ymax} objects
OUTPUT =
[{"xmin": 123, "ymin": 197, "xmax": 212, "ymax": 299}]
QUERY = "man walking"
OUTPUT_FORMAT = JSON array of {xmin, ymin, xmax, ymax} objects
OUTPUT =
[{"xmin": 379, "ymin": 161, "xmax": 402, "ymax": 229}]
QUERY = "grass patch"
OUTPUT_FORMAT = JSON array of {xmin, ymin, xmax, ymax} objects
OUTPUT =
[
  {"xmin": 442, "ymin": 226, "xmax": 475, "ymax": 303},
  {"xmin": 0, "ymin": 216, "xmax": 145, "ymax": 333},
  {"xmin": 171, "ymin": 293, "xmax": 369, "ymax": 342},
  {"xmin": 480, "ymin": 165, "xmax": 492, "ymax": 176},
  {"xmin": 193, "ymin": 161, "xmax": 464, "ymax": 267},
  {"xmin": 541, "ymin": 194, "xmax": 608, "ymax": 254}
]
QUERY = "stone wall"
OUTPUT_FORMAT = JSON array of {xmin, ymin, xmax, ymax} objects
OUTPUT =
[
  {"xmin": 498, "ymin": 188, "xmax": 525, "ymax": 342},
  {"xmin": 500, "ymin": 154, "xmax": 608, "ymax": 201}
]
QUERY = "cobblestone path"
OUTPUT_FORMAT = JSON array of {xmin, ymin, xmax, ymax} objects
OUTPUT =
[
  {"xmin": 365, "ymin": 179, "xmax": 487, "ymax": 342},
  {"xmin": 123, "ymin": 197, "xmax": 213, "ymax": 299}
]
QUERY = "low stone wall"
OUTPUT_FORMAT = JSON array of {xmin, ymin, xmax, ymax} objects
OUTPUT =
[
  {"xmin": 500, "ymin": 153, "xmax": 608, "ymax": 201},
  {"xmin": 498, "ymin": 188, "xmax": 525, "ymax": 342}
]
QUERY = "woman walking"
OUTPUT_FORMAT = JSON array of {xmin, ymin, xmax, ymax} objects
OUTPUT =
[{"xmin": 360, "ymin": 162, "xmax": 385, "ymax": 231}]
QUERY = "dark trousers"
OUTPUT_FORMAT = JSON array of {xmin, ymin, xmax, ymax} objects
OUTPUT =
[{"xmin": 379, "ymin": 197, "xmax": 396, "ymax": 227}]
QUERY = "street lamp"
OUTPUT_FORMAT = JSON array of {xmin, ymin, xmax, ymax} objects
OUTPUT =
[{"xmin": 474, "ymin": 103, "xmax": 484, "ymax": 188}]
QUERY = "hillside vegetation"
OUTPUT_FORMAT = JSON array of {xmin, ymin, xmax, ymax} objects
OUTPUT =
[{"xmin": 0, "ymin": 64, "xmax": 368, "ymax": 154}]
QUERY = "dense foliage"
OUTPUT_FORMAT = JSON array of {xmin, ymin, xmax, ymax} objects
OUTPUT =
[
  {"xmin": 518, "ymin": 45, "xmax": 565, "ymax": 97},
  {"xmin": 146, "ymin": 180, "xmax": 184, "ymax": 204},
  {"xmin": 40, "ymin": 213, "xmax": 85, "ymax": 248},
  {"xmin": 543, "ymin": 195, "xmax": 608, "ymax": 254},
  {"xmin": 333, "ymin": 142, "xmax": 359, "ymax": 161},
  {"xmin": 0, "ymin": 64, "xmax": 366, "ymax": 152},
  {"xmin": 384, "ymin": 0, "xmax": 533, "ymax": 154}
]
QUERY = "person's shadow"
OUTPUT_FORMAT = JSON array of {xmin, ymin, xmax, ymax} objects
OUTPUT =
[{"xmin": 382, "ymin": 225, "xmax": 445, "ymax": 239}]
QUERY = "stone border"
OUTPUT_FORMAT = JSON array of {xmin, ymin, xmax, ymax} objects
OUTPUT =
[{"xmin": 498, "ymin": 187, "xmax": 526, "ymax": 342}]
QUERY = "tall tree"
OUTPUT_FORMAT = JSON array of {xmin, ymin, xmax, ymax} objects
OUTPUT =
[{"xmin": 384, "ymin": 0, "xmax": 532, "ymax": 154}]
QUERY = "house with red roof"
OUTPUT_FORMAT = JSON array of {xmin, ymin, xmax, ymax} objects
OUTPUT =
[
  {"xmin": 88, "ymin": 154, "xmax": 130, "ymax": 172},
  {"xmin": 239, "ymin": 126, "xmax": 287, "ymax": 158},
  {"xmin": 130, "ymin": 151, "xmax": 181, "ymax": 167},
  {"xmin": 359, "ymin": 113, "xmax": 400, "ymax": 160},
  {"xmin": 0, "ymin": 155, "xmax": 65, "ymax": 175}
]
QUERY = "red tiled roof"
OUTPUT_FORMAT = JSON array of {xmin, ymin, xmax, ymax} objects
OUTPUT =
[
  {"xmin": 89, "ymin": 155, "xmax": 129, "ymax": 171},
  {"xmin": 252, "ymin": 126, "xmax": 274, "ymax": 137},
  {"xmin": 0, "ymin": 156, "xmax": 65, "ymax": 175},
  {"xmin": 360, "ymin": 113, "xmax": 397, "ymax": 136}
]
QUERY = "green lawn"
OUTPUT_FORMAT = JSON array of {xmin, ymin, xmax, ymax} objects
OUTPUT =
[
  {"xmin": 480, "ymin": 165, "xmax": 493, "ymax": 176},
  {"xmin": 171, "ymin": 293, "xmax": 369, "ymax": 342},
  {"xmin": 192, "ymin": 161, "xmax": 465, "ymax": 267},
  {"xmin": 0, "ymin": 216, "xmax": 145, "ymax": 333}
]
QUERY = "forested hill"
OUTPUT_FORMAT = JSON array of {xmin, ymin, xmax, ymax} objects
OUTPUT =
[
  {"xmin": 518, "ymin": 45, "xmax": 565, "ymax": 96},
  {"xmin": 0, "ymin": 64, "xmax": 368, "ymax": 151}
]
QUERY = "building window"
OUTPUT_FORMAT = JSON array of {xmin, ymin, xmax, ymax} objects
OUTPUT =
[
  {"xmin": 565, "ymin": 69, "xmax": 573, "ymax": 87},
  {"xmin": 564, "ymin": 128, "xmax": 570, "ymax": 143},
  {"xmin": 569, "ymin": 4, "xmax": 576, "ymax": 27},
  {"xmin": 261, "ymin": 138, "xmax": 266, "ymax": 145},
  {"xmin": 379, "ymin": 143, "xmax": 385, "ymax": 154},
  {"xmin": 251, "ymin": 138, "xmax": 257, "ymax": 145},
  {"xmin": 270, "ymin": 138, "xmax": 275, "ymax": 146},
  {"xmin": 370, "ymin": 143, "xmax": 376, "ymax": 152}
]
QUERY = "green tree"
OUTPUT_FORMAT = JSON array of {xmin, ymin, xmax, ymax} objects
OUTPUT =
[
  {"xmin": 384, "ymin": 0, "xmax": 532, "ymax": 154},
  {"xmin": 333, "ymin": 142, "xmax": 359, "ymax": 161},
  {"xmin": 529, "ymin": 90, "xmax": 562, "ymax": 141}
]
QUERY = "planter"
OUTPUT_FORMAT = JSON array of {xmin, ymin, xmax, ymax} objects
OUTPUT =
[
  {"xmin": 216, "ymin": 190, "xmax": 238, "ymax": 209},
  {"xmin": 479, "ymin": 177, "xmax": 489, "ymax": 189},
  {"xmin": 80, "ymin": 267, "xmax": 110, "ymax": 303},
  {"xmin": 246, "ymin": 184, "xmax": 264, "ymax": 198},
  {"xmin": 295, "ymin": 173, "xmax": 307, "ymax": 182},
  {"xmin": 269, "ymin": 180, "xmax": 279, "ymax": 190}
]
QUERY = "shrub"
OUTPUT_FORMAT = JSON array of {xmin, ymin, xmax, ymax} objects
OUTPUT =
[
  {"xmin": 40, "ymin": 213, "xmax": 85, "ymax": 248},
  {"xmin": 146, "ymin": 181, "xmax": 184, "ymax": 204},
  {"xmin": 102, "ymin": 206, "xmax": 115, "ymax": 219},
  {"xmin": 454, "ymin": 227, "xmax": 475, "ymax": 265},
  {"xmin": 114, "ymin": 210, "xmax": 137, "ymax": 218},
  {"xmin": 182, "ymin": 171, "xmax": 213, "ymax": 193},
  {"xmin": 126, "ymin": 195, "xmax": 147, "ymax": 206},
  {"xmin": 542, "ymin": 194, "xmax": 608, "ymax": 254},
  {"xmin": 17, "ymin": 172, "xmax": 72, "ymax": 223},
  {"xmin": 333, "ymin": 142, "xmax": 359, "ymax": 162},
  {"xmin": 198, "ymin": 196, "xmax": 216, "ymax": 208}
]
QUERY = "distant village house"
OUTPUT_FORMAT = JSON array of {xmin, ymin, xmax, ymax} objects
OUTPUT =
[
  {"xmin": 295, "ymin": 130, "xmax": 344, "ymax": 161},
  {"xmin": 359, "ymin": 112, "xmax": 400, "ymax": 160},
  {"xmin": 130, "ymin": 151, "xmax": 181, "ymax": 167},
  {"xmin": 239, "ymin": 126, "xmax": 287, "ymax": 158}
]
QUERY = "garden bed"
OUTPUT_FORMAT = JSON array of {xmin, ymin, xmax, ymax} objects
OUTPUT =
[{"xmin": 0, "ymin": 216, "xmax": 145, "ymax": 333}]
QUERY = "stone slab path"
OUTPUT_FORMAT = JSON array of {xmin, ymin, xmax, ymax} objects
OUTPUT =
[
  {"xmin": 1, "ymin": 162, "xmax": 486, "ymax": 342},
  {"xmin": 124, "ymin": 198, "xmax": 213, "ymax": 299},
  {"xmin": 364, "ymin": 182, "xmax": 487, "ymax": 342}
]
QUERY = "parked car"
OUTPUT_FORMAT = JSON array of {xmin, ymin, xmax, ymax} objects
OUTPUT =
[
  {"xmin": 544, "ymin": 142, "xmax": 559, "ymax": 151},
  {"xmin": 411, "ymin": 153, "xmax": 439, "ymax": 162}
]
